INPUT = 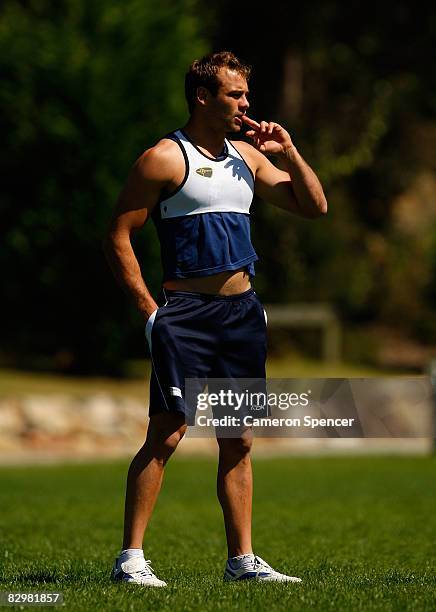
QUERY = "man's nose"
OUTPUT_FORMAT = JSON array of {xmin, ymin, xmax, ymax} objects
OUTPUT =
[{"xmin": 240, "ymin": 96, "xmax": 249, "ymax": 111}]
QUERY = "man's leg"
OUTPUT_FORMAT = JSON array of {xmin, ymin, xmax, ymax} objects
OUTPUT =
[
  {"xmin": 123, "ymin": 412, "xmax": 187, "ymax": 549},
  {"xmin": 217, "ymin": 429, "xmax": 302, "ymax": 583},
  {"xmin": 216, "ymin": 429, "xmax": 254, "ymax": 557}
]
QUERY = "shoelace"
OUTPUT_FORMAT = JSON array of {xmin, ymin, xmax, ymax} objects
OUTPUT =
[
  {"xmin": 236, "ymin": 556, "xmax": 272, "ymax": 573},
  {"xmin": 132, "ymin": 559, "xmax": 155, "ymax": 578},
  {"xmin": 251, "ymin": 557, "xmax": 271, "ymax": 572}
]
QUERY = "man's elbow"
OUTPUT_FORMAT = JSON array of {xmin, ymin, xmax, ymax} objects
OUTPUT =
[
  {"xmin": 102, "ymin": 230, "xmax": 120, "ymax": 261},
  {"xmin": 305, "ymin": 196, "xmax": 328, "ymax": 219},
  {"xmin": 102, "ymin": 228, "xmax": 133, "ymax": 261},
  {"xmin": 316, "ymin": 196, "xmax": 328, "ymax": 216}
]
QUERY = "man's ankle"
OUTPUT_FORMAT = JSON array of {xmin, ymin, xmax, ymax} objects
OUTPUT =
[{"xmin": 119, "ymin": 548, "xmax": 144, "ymax": 563}]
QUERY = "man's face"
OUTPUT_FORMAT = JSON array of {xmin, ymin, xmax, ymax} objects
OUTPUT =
[{"xmin": 205, "ymin": 68, "xmax": 250, "ymax": 132}]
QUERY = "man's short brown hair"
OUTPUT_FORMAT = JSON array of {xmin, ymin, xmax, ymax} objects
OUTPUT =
[{"xmin": 185, "ymin": 51, "xmax": 251, "ymax": 113}]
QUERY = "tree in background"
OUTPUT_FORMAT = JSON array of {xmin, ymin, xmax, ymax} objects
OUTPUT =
[
  {"xmin": 2, "ymin": 0, "xmax": 436, "ymax": 373},
  {"xmin": 1, "ymin": 0, "xmax": 206, "ymax": 373},
  {"xmin": 212, "ymin": 0, "xmax": 436, "ymax": 364}
]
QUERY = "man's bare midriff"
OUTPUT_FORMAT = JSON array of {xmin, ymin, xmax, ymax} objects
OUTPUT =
[{"xmin": 163, "ymin": 269, "xmax": 251, "ymax": 296}]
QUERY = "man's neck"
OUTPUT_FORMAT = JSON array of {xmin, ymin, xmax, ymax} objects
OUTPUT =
[{"xmin": 182, "ymin": 117, "xmax": 227, "ymax": 158}]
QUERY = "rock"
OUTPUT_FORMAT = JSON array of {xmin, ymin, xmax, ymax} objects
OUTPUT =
[
  {"xmin": 21, "ymin": 395, "xmax": 77, "ymax": 435},
  {"xmin": 81, "ymin": 393, "xmax": 120, "ymax": 435},
  {"xmin": 0, "ymin": 399, "xmax": 24, "ymax": 436}
]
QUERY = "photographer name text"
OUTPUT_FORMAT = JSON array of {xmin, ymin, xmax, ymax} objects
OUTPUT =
[{"xmin": 196, "ymin": 415, "xmax": 355, "ymax": 428}]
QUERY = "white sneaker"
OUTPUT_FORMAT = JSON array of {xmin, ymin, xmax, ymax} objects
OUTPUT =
[
  {"xmin": 224, "ymin": 554, "xmax": 302, "ymax": 583},
  {"xmin": 111, "ymin": 556, "xmax": 167, "ymax": 587}
]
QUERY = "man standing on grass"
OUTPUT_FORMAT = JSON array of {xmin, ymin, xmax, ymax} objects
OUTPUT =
[{"xmin": 104, "ymin": 51, "xmax": 327, "ymax": 586}]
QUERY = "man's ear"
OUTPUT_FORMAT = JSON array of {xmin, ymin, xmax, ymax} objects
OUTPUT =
[{"xmin": 196, "ymin": 86, "xmax": 209, "ymax": 107}]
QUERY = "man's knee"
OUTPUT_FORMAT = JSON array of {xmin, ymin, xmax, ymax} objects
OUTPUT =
[
  {"xmin": 146, "ymin": 412, "xmax": 187, "ymax": 460},
  {"xmin": 217, "ymin": 430, "xmax": 253, "ymax": 458},
  {"xmin": 161, "ymin": 427, "xmax": 186, "ymax": 453}
]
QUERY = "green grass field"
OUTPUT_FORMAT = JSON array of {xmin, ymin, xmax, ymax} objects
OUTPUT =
[{"xmin": 1, "ymin": 456, "xmax": 435, "ymax": 611}]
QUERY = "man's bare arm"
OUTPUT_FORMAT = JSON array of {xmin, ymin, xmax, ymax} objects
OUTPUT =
[
  {"xmin": 103, "ymin": 142, "xmax": 176, "ymax": 321},
  {"xmin": 242, "ymin": 116, "xmax": 327, "ymax": 219}
]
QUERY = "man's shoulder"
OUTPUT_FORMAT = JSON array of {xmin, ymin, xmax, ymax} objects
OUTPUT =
[
  {"xmin": 141, "ymin": 136, "xmax": 181, "ymax": 163},
  {"xmin": 230, "ymin": 139, "xmax": 262, "ymax": 172},
  {"xmin": 134, "ymin": 136, "xmax": 184, "ymax": 179},
  {"xmin": 230, "ymin": 139, "xmax": 262, "ymax": 160}
]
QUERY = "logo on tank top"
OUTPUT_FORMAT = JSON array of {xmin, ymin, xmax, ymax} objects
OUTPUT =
[{"xmin": 195, "ymin": 167, "xmax": 213, "ymax": 178}]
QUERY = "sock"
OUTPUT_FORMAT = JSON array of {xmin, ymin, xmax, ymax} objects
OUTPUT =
[
  {"xmin": 119, "ymin": 548, "xmax": 144, "ymax": 565},
  {"xmin": 228, "ymin": 553, "xmax": 254, "ymax": 569}
]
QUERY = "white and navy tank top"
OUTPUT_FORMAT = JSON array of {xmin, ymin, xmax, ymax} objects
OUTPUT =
[{"xmin": 151, "ymin": 129, "xmax": 258, "ymax": 281}]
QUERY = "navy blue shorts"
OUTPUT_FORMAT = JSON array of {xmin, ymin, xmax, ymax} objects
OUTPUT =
[{"xmin": 145, "ymin": 288, "xmax": 267, "ymax": 420}]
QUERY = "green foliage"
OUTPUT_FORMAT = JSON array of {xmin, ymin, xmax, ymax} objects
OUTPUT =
[
  {"xmin": 218, "ymin": 0, "xmax": 436, "ymax": 351},
  {"xmin": 1, "ymin": 0, "xmax": 207, "ymax": 373},
  {"xmin": 3, "ymin": 0, "xmax": 436, "ymax": 373}
]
